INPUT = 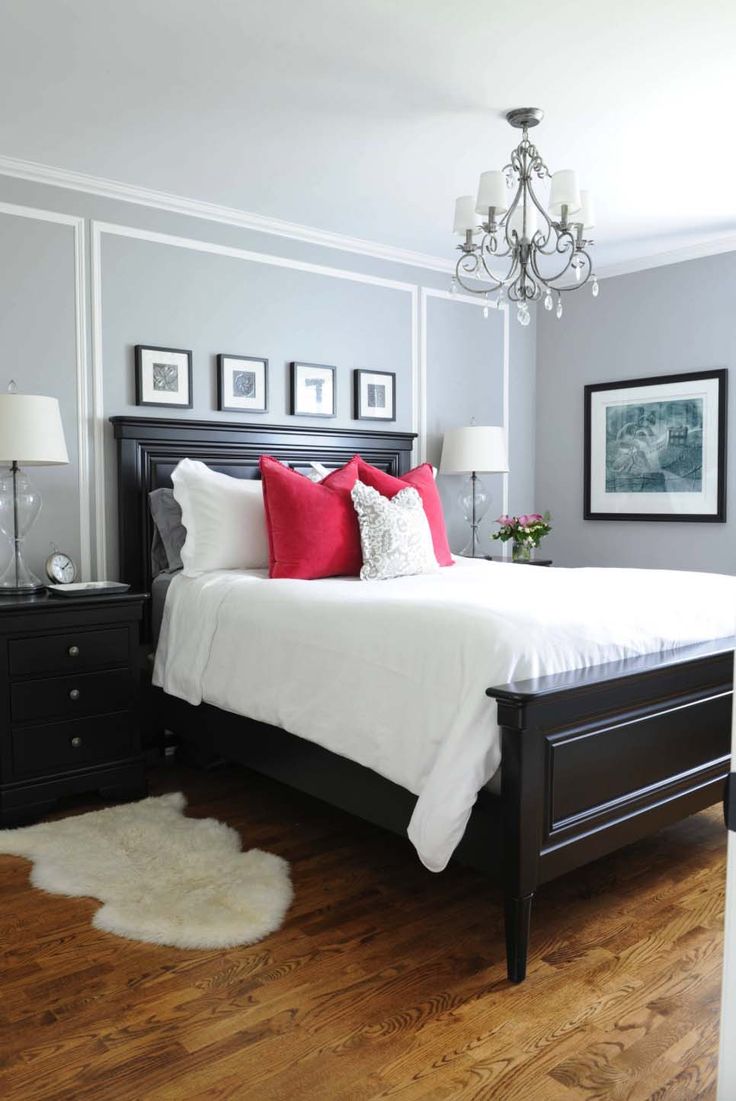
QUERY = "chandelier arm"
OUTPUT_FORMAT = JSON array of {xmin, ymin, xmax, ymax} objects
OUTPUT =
[
  {"xmin": 480, "ymin": 230, "xmax": 513, "ymax": 262},
  {"xmin": 455, "ymin": 248, "xmax": 514, "ymax": 295},
  {"xmin": 526, "ymin": 178, "xmax": 555, "ymax": 249},
  {"xmin": 542, "ymin": 249, "xmax": 595, "ymax": 292},
  {"xmin": 529, "ymin": 232, "xmax": 577, "ymax": 285},
  {"xmin": 456, "ymin": 251, "xmax": 493, "ymax": 292},
  {"xmin": 480, "ymin": 247, "xmax": 518, "ymax": 287}
]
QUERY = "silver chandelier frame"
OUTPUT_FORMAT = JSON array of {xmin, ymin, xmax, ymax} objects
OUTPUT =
[{"xmin": 453, "ymin": 108, "xmax": 598, "ymax": 322}]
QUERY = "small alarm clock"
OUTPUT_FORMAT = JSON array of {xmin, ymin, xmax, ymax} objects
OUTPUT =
[{"xmin": 45, "ymin": 550, "xmax": 78, "ymax": 585}]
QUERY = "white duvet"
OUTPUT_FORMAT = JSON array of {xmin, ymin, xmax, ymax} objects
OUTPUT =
[{"xmin": 153, "ymin": 558, "xmax": 735, "ymax": 872}]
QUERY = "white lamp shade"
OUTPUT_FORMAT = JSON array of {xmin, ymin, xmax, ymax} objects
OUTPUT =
[
  {"xmin": 506, "ymin": 201, "xmax": 539, "ymax": 240},
  {"xmin": 0, "ymin": 394, "xmax": 69, "ymax": 464},
  {"xmin": 578, "ymin": 189, "xmax": 595, "ymax": 229},
  {"xmin": 475, "ymin": 171, "xmax": 508, "ymax": 216},
  {"xmin": 440, "ymin": 425, "xmax": 509, "ymax": 474},
  {"xmin": 548, "ymin": 169, "xmax": 581, "ymax": 217},
  {"xmin": 453, "ymin": 195, "xmax": 477, "ymax": 235}
]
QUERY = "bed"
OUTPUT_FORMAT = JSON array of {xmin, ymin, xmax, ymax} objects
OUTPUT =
[{"xmin": 112, "ymin": 414, "xmax": 735, "ymax": 983}]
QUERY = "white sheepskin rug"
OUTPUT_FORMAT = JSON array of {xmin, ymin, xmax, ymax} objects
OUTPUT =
[{"xmin": 0, "ymin": 792, "xmax": 292, "ymax": 949}]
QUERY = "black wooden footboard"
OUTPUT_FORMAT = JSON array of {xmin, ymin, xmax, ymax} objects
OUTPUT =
[{"xmin": 488, "ymin": 636, "xmax": 734, "ymax": 982}]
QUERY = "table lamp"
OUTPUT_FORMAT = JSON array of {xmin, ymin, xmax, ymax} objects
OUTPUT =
[
  {"xmin": 0, "ymin": 384, "xmax": 69, "ymax": 594},
  {"xmin": 440, "ymin": 425, "xmax": 509, "ymax": 557}
]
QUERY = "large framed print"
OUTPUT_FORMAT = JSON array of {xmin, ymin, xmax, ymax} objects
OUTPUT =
[{"xmin": 584, "ymin": 369, "xmax": 727, "ymax": 522}]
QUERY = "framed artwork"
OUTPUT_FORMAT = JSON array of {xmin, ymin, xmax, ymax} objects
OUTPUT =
[
  {"xmin": 135, "ymin": 345, "xmax": 192, "ymax": 408},
  {"xmin": 584, "ymin": 369, "xmax": 727, "ymax": 522},
  {"xmin": 353, "ymin": 369, "xmax": 396, "ymax": 422},
  {"xmin": 217, "ymin": 354, "xmax": 268, "ymax": 413},
  {"xmin": 290, "ymin": 362, "xmax": 336, "ymax": 418}
]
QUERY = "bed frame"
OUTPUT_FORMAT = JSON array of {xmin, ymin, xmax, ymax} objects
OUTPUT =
[{"xmin": 112, "ymin": 414, "xmax": 735, "ymax": 983}]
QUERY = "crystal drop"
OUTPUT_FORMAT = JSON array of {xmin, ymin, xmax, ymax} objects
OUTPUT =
[
  {"xmin": 555, "ymin": 295, "xmax": 563, "ymax": 320},
  {"xmin": 518, "ymin": 306, "xmax": 531, "ymax": 327},
  {"xmin": 7, "ymin": 380, "xmax": 17, "ymax": 394},
  {"xmin": 483, "ymin": 305, "xmax": 489, "ymax": 319},
  {"xmin": 543, "ymin": 292, "xmax": 553, "ymax": 311},
  {"xmin": 574, "ymin": 262, "xmax": 581, "ymax": 282},
  {"xmin": 450, "ymin": 278, "xmax": 457, "ymax": 295},
  {"xmin": 592, "ymin": 278, "xmax": 599, "ymax": 297}
]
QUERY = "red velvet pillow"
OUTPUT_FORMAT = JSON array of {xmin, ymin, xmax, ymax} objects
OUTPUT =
[
  {"xmin": 355, "ymin": 458, "xmax": 454, "ymax": 566},
  {"xmin": 260, "ymin": 456, "xmax": 362, "ymax": 579}
]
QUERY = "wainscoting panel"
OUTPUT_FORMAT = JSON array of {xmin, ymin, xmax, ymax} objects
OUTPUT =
[{"xmin": 0, "ymin": 202, "xmax": 89, "ymax": 578}]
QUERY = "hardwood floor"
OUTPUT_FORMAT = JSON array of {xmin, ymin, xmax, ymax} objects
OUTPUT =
[{"xmin": 0, "ymin": 761, "xmax": 726, "ymax": 1100}]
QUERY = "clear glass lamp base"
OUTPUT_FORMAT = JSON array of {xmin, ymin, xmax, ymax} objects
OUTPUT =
[
  {"xmin": 458, "ymin": 473, "xmax": 489, "ymax": 558},
  {"xmin": 0, "ymin": 465, "xmax": 44, "ymax": 594},
  {"xmin": 0, "ymin": 551, "xmax": 44, "ymax": 593}
]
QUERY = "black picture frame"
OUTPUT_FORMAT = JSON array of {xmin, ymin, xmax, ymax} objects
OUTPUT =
[
  {"xmin": 290, "ymin": 362, "xmax": 336, "ymax": 418},
  {"xmin": 135, "ymin": 345, "xmax": 193, "ymax": 409},
  {"xmin": 353, "ymin": 369, "xmax": 397, "ymax": 422},
  {"xmin": 584, "ymin": 368, "xmax": 727, "ymax": 522},
  {"xmin": 216, "ymin": 354, "xmax": 269, "ymax": 414}
]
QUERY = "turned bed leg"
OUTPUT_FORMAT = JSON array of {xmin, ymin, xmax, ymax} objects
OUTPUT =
[{"xmin": 505, "ymin": 892, "xmax": 534, "ymax": 983}]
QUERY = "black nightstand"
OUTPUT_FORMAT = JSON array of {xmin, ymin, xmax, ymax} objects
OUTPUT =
[
  {"xmin": 0, "ymin": 591, "xmax": 148, "ymax": 826},
  {"xmin": 484, "ymin": 555, "xmax": 553, "ymax": 566}
]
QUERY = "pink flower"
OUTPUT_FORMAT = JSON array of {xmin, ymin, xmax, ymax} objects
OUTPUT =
[
  {"xmin": 529, "ymin": 513, "xmax": 543, "ymax": 522},
  {"xmin": 518, "ymin": 514, "xmax": 530, "ymax": 526},
  {"xmin": 497, "ymin": 515, "xmax": 511, "ymax": 525}
]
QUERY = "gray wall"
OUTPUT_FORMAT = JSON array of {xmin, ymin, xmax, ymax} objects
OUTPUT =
[
  {"xmin": 0, "ymin": 171, "xmax": 536, "ymax": 580},
  {"xmin": 426, "ymin": 298, "xmax": 537, "ymax": 555},
  {"xmin": 536, "ymin": 251, "xmax": 736, "ymax": 574}
]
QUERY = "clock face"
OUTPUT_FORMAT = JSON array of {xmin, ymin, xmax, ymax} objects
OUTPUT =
[{"xmin": 46, "ymin": 553, "xmax": 77, "ymax": 585}]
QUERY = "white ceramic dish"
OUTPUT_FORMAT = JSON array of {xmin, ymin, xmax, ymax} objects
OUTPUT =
[{"xmin": 47, "ymin": 582, "xmax": 131, "ymax": 597}]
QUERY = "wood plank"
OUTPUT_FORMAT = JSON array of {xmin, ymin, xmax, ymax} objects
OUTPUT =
[{"xmin": 0, "ymin": 762, "xmax": 726, "ymax": 1100}]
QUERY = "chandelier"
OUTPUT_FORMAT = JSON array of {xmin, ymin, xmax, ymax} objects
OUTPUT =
[{"xmin": 451, "ymin": 108, "xmax": 598, "ymax": 325}]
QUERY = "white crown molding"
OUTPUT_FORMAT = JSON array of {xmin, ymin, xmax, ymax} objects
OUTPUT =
[
  {"xmin": 2, "ymin": 153, "xmax": 734, "ymax": 285},
  {"xmin": 90, "ymin": 220, "xmax": 420, "ymax": 578},
  {"xmin": 0, "ymin": 153, "xmax": 453, "ymax": 275},
  {"xmin": 597, "ymin": 234, "xmax": 736, "ymax": 280},
  {"xmin": 0, "ymin": 201, "xmax": 91, "ymax": 580}
]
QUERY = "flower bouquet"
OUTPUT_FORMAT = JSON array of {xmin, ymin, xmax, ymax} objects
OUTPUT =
[{"xmin": 492, "ymin": 511, "xmax": 551, "ymax": 562}]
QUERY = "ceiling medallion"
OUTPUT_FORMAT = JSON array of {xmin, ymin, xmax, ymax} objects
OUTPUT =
[{"xmin": 451, "ymin": 108, "xmax": 598, "ymax": 325}]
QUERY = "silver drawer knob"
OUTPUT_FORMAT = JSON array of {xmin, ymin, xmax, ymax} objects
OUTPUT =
[
  {"xmin": 68, "ymin": 645, "xmax": 80, "ymax": 657},
  {"xmin": 70, "ymin": 735, "xmax": 83, "ymax": 748},
  {"xmin": 69, "ymin": 688, "xmax": 81, "ymax": 701}
]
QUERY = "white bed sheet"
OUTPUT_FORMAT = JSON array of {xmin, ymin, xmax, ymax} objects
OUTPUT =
[{"xmin": 153, "ymin": 558, "xmax": 736, "ymax": 872}]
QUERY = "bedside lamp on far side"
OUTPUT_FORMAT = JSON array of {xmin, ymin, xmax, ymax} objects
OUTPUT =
[
  {"xmin": 0, "ymin": 384, "xmax": 69, "ymax": 594},
  {"xmin": 440, "ymin": 425, "xmax": 508, "ymax": 557}
]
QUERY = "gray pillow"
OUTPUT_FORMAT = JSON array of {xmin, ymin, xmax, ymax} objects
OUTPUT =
[{"xmin": 149, "ymin": 487, "xmax": 187, "ymax": 573}]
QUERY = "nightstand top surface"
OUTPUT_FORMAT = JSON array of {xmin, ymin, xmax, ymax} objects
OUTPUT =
[
  {"xmin": 484, "ymin": 556, "xmax": 553, "ymax": 566},
  {"xmin": 0, "ymin": 591, "xmax": 148, "ymax": 612}
]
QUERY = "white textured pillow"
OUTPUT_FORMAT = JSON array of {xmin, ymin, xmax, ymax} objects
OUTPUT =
[
  {"xmin": 171, "ymin": 458, "xmax": 269, "ymax": 576},
  {"xmin": 351, "ymin": 480, "xmax": 439, "ymax": 581}
]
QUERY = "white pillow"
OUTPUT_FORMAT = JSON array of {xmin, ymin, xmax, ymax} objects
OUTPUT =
[
  {"xmin": 171, "ymin": 458, "xmax": 269, "ymax": 576},
  {"xmin": 351, "ymin": 480, "xmax": 439, "ymax": 581}
]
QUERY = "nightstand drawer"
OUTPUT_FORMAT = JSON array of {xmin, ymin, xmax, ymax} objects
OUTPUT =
[
  {"xmin": 11, "ymin": 669, "xmax": 134, "ymax": 724},
  {"xmin": 8, "ymin": 627, "xmax": 129, "ymax": 678},
  {"xmin": 11, "ymin": 713, "xmax": 135, "ymax": 778}
]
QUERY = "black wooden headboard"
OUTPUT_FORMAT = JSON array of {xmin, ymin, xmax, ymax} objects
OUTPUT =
[{"xmin": 110, "ymin": 415, "xmax": 416, "ymax": 597}]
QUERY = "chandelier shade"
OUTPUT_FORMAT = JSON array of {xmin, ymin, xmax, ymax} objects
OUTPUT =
[
  {"xmin": 453, "ymin": 195, "xmax": 477, "ymax": 235},
  {"xmin": 475, "ymin": 170, "xmax": 508, "ymax": 215},
  {"xmin": 548, "ymin": 169, "xmax": 582, "ymax": 217},
  {"xmin": 450, "ymin": 108, "xmax": 598, "ymax": 324}
]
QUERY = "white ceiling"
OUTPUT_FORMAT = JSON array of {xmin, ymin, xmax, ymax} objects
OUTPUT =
[{"xmin": 0, "ymin": 0, "xmax": 734, "ymax": 270}]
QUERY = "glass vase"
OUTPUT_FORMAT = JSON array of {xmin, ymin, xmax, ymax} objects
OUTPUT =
[{"xmin": 512, "ymin": 541, "xmax": 532, "ymax": 563}]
